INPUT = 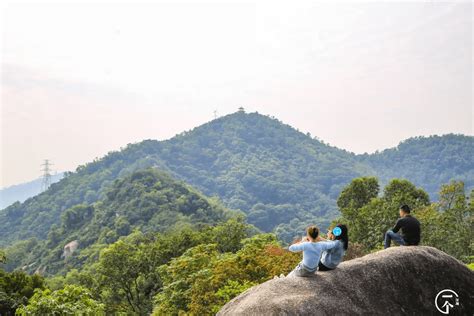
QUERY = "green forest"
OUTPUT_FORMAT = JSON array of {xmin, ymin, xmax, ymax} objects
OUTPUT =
[
  {"xmin": 1, "ymin": 175, "xmax": 472, "ymax": 315},
  {"xmin": 2, "ymin": 169, "xmax": 234, "ymax": 275},
  {"xmin": 1, "ymin": 112, "xmax": 473, "ymax": 314},
  {"xmin": 1, "ymin": 112, "xmax": 472, "ymax": 246}
]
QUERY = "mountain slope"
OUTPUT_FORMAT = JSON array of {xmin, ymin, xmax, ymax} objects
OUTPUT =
[
  {"xmin": 1, "ymin": 111, "xmax": 472, "ymax": 247},
  {"xmin": 149, "ymin": 112, "xmax": 371, "ymax": 231},
  {"xmin": 3, "ymin": 168, "xmax": 233, "ymax": 274},
  {"xmin": 360, "ymin": 134, "xmax": 474, "ymax": 198},
  {"xmin": 0, "ymin": 112, "xmax": 368, "ymax": 245}
]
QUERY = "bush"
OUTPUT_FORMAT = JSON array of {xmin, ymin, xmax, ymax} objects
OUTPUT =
[{"xmin": 15, "ymin": 285, "xmax": 104, "ymax": 315}]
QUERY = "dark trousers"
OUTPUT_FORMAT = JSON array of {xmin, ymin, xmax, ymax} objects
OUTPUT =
[{"xmin": 318, "ymin": 261, "xmax": 334, "ymax": 271}]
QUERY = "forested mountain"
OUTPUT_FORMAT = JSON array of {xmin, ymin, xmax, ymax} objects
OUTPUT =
[
  {"xmin": 1, "ymin": 111, "xmax": 473, "ymax": 314},
  {"xmin": 4, "ymin": 178, "xmax": 471, "ymax": 315},
  {"xmin": 1, "ymin": 111, "xmax": 472, "ymax": 247},
  {"xmin": 0, "ymin": 111, "xmax": 367, "ymax": 245},
  {"xmin": 359, "ymin": 134, "xmax": 474, "ymax": 198},
  {"xmin": 2, "ymin": 168, "xmax": 234, "ymax": 275}
]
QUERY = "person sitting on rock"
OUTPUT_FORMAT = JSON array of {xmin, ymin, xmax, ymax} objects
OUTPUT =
[
  {"xmin": 384, "ymin": 204, "xmax": 420, "ymax": 249},
  {"xmin": 287, "ymin": 225, "xmax": 338, "ymax": 277},
  {"xmin": 317, "ymin": 224, "xmax": 349, "ymax": 271}
]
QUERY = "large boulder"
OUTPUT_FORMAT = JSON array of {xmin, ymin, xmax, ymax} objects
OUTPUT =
[{"xmin": 218, "ymin": 246, "xmax": 474, "ymax": 315}]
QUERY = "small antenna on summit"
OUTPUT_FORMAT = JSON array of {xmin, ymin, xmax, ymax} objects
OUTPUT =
[{"xmin": 213, "ymin": 110, "xmax": 218, "ymax": 119}]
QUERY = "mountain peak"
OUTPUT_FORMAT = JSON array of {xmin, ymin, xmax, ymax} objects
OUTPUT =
[
  {"xmin": 178, "ymin": 110, "xmax": 323, "ymax": 150},
  {"xmin": 1, "ymin": 112, "xmax": 472, "ymax": 249}
]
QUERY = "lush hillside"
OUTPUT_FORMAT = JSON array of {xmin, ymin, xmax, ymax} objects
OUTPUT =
[
  {"xmin": 2, "ymin": 177, "xmax": 471, "ymax": 315},
  {"xmin": 360, "ymin": 134, "xmax": 474, "ymax": 199},
  {"xmin": 0, "ymin": 111, "xmax": 369, "ymax": 245},
  {"xmin": 1, "ymin": 111, "xmax": 472, "ymax": 247},
  {"xmin": 0, "ymin": 173, "xmax": 64, "ymax": 209},
  {"xmin": 2, "ymin": 168, "xmax": 234, "ymax": 275}
]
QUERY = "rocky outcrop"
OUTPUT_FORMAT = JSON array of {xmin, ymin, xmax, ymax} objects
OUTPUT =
[
  {"xmin": 63, "ymin": 240, "xmax": 79, "ymax": 259},
  {"xmin": 218, "ymin": 246, "xmax": 474, "ymax": 315}
]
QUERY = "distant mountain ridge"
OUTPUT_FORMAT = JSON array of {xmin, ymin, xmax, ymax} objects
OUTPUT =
[
  {"xmin": 0, "ymin": 173, "xmax": 64, "ymax": 209},
  {"xmin": 1, "ymin": 111, "xmax": 472, "ymax": 246},
  {"xmin": 358, "ymin": 134, "xmax": 474, "ymax": 197}
]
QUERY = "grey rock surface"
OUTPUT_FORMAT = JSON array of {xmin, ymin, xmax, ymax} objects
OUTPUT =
[{"xmin": 218, "ymin": 246, "xmax": 474, "ymax": 315}]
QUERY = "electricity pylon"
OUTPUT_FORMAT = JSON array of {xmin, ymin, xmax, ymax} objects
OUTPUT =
[{"xmin": 41, "ymin": 159, "xmax": 53, "ymax": 192}]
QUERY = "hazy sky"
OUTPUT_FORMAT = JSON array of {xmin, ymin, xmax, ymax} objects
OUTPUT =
[{"xmin": 1, "ymin": 1, "xmax": 472, "ymax": 188}]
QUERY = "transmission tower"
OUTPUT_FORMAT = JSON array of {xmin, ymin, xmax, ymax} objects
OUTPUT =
[
  {"xmin": 213, "ymin": 109, "xmax": 218, "ymax": 119},
  {"xmin": 41, "ymin": 159, "xmax": 53, "ymax": 192}
]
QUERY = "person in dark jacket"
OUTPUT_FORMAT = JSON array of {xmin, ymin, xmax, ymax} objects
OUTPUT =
[{"xmin": 384, "ymin": 204, "xmax": 420, "ymax": 249}]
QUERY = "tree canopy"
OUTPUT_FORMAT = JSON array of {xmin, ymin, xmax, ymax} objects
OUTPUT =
[{"xmin": 3, "ymin": 169, "xmax": 234, "ymax": 275}]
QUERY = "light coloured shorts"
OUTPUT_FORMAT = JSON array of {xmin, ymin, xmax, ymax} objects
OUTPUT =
[{"xmin": 287, "ymin": 262, "xmax": 316, "ymax": 277}]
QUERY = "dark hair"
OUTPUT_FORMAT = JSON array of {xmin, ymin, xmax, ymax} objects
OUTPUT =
[
  {"xmin": 307, "ymin": 226, "xmax": 319, "ymax": 239},
  {"xmin": 400, "ymin": 204, "xmax": 411, "ymax": 213},
  {"xmin": 334, "ymin": 224, "xmax": 349, "ymax": 250}
]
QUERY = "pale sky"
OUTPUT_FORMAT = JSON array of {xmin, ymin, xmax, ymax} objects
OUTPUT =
[{"xmin": 0, "ymin": 0, "xmax": 472, "ymax": 188}]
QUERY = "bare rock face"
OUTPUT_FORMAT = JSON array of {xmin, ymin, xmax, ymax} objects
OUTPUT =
[
  {"xmin": 218, "ymin": 246, "xmax": 474, "ymax": 315},
  {"xmin": 63, "ymin": 240, "xmax": 79, "ymax": 259}
]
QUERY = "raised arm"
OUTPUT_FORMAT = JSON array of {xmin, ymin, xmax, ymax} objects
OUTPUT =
[
  {"xmin": 289, "ymin": 242, "xmax": 306, "ymax": 253},
  {"xmin": 316, "ymin": 235, "xmax": 327, "ymax": 242},
  {"xmin": 318, "ymin": 240, "xmax": 338, "ymax": 252}
]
